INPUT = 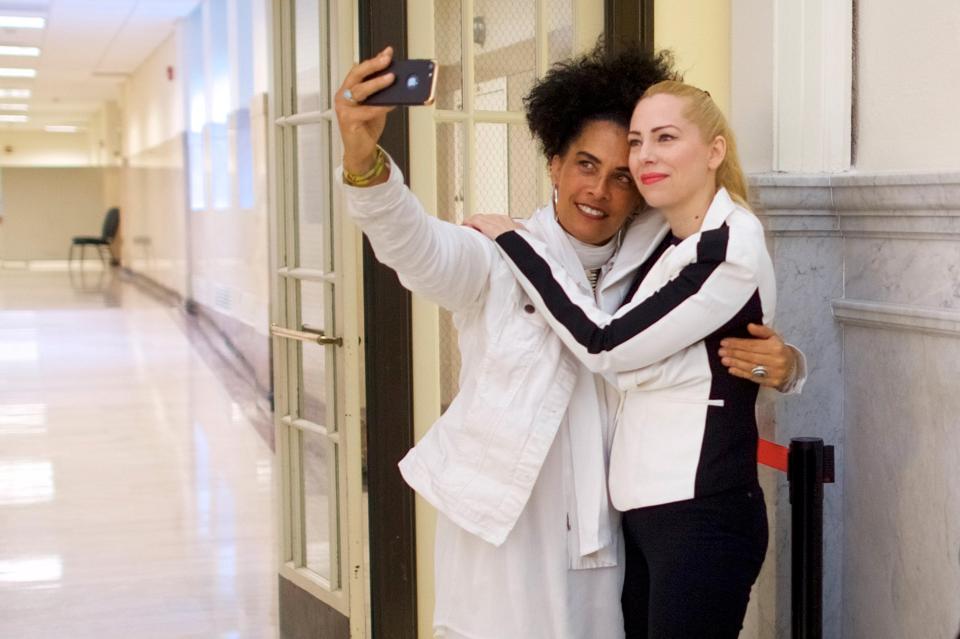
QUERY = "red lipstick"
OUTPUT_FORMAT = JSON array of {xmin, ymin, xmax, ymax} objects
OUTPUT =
[{"xmin": 640, "ymin": 173, "xmax": 667, "ymax": 185}]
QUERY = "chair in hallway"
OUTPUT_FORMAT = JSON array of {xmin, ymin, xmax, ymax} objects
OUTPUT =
[{"xmin": 69, "ymin": 207, "xmax": 120, "ymax": 268}]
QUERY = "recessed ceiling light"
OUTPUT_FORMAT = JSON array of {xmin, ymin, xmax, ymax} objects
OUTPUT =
[
  {"xmin": 0, "ymin": 68, "xmax": 36, "ymax": 78},
  {"xmin": 0, "ymin": 17, "xmax": 46, "ymax": 29},
  {"xmin": 45, "ymin": 125, "xmax": 79, "ymax": 133},
  {"xmin": 0, "ymin": 103, "xmax": 27, "ymax": 111},
  {"xmin": 0, "ymin": 114, "xmax": 27, "ymax": 122},
  {"xmin": 0, "ymin": 46, "xmax": 40, "ymax": 57},
  {"xmin": 0, "ymin": 88, "xmax": 30, "ymax": 98}
]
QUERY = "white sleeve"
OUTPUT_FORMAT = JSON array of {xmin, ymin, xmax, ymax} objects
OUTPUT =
[
  {"xmin": 494, "ymin": 222, "xmax": 769, "ymax": 374},
  {"xmin": 779, "ymin": 343, "xmax": 808, "ymax": 394},
  {"xmin": 337, "ymin": 159, "xmax": 496, "ymax": 312}
]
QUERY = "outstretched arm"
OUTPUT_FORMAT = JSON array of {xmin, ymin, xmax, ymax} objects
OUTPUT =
[{"xmin": 335, "ymin": 48, "xmax": 496, "ymax": 312}]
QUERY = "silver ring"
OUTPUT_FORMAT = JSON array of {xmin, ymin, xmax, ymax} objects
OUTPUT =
[
  {"xmin": 751, "ymin": 365, "xmax": 768, "ymax": 379},
  {"xmin": 343, "ymin": 88, "xmax": 358, "ymax": 104}
]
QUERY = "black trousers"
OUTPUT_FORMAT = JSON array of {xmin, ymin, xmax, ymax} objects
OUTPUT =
[{"xmin": 621, "ymin": 483, "xmax": 769, "ymax": 639}]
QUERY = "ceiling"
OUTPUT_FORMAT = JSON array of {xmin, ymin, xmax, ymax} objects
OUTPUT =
[{"xmin": 0, "ymin": 0, "xmax": 202, "ymax": 131}]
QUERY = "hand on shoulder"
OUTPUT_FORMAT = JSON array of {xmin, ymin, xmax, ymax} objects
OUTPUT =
[{"xmin": 463, "ymin": 214, "xmax": 525, "ymax": 240}]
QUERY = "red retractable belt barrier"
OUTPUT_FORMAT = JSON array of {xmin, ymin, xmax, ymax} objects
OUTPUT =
[{"xmin": 758, "ymin": 438, "xmax": 790, "ymax": 473}]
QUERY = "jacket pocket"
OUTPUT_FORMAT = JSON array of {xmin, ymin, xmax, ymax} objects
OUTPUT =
[{"xmin": 474, "ymin": 303, "xmax": 548, "ymax": 409}]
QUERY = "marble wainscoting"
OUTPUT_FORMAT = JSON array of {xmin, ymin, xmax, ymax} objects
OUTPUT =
[
  {"xmin": 752, "ymin": 171, "xmax": 960, "ymax": 639},
  {"xmin": 751, "ymin": 176, "xmax": 845, "ymax": 639}
]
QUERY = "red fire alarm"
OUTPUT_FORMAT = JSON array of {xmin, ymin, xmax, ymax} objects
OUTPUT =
[{"xmin": 167, "ymin": 65, "xmax": 175, "ymax": 81}]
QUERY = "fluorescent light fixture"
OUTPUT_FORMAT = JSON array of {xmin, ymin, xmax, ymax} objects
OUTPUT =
[
  {"xmin": 45, "ymin": 125, "xmax": 79, "ymax": 133},
  {"xmin": 0, "ymin": 45, "xmax": 40, "ymax": 57},
  {"xmin": 0, "ymin": 68, "xmax": 36, "ymax": 78},
  {"xmin": 0, "ymin": 16, "xmax": 46, "ymax": 29},
  {"xmin": 0, "ymin": 88, "xmax": 29, "ymax": 98},
  {"xmin": 0, "ymin": 114, "xmax": 27, "ymax": 122},
  {"xmin": 0, "ymin": 103, "xmax": 27, "ymax": 111}
]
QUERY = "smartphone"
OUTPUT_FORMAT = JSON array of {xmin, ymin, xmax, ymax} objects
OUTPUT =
[{"xmin": 363, "ymin": 59, "xmax": 438, "ymax": 106}]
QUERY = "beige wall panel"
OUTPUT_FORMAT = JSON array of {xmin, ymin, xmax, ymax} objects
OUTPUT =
[
  {"xmin": 0, "ymin": 167, "xmax": 106, "ymax": 261},
  {"xmin": 654, "ymin": 0, "xmax": 731, "ymax": 116}
]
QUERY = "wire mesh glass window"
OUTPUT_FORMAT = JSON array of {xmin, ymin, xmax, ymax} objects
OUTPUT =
[{"xmin": 433, "ymin": 0, "xmax": 574, "ymax": 410}]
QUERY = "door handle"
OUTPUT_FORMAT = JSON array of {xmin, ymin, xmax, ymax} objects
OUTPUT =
[{"xmin": 270, "ymin": 323, "xmax": 343, "ymax": 346}]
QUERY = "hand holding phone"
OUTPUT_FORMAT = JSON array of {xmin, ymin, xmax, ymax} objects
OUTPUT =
[{"xmin": 362, "ymin": 59, "xmax": 438, "ymax": 106}]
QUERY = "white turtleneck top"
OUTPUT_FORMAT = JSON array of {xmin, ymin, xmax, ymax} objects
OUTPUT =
[{"xmin": 566, "ymin": 231, "xmax": 618, "ymax": 291}]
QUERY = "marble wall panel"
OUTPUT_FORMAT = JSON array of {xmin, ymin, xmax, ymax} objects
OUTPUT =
[
  {"xmin": 764, "ymin": 230, "xmax": 845, "ymax": 639},
  {"xmin": 756, "ymin": 170, "xmax": 960, "ymax": 638},
  {"xmin": 844, "ymin": 237, "xmax": 960, "ymax": 311},
  {"xmin": 841, "ymin": 327, "xmax": 960, "ymax": 639}
]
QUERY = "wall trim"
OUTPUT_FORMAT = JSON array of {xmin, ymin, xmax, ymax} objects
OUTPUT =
[
  {"xmin": 752, "ymin": 172, "xmax": 960, "ymax": 238},
  {"xmin": 833, "ymin": 298, "xmax": 960, "ymax": 337}
]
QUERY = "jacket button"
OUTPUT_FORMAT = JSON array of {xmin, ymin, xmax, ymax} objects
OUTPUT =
[{"xmin": 523, "ymin": 304, "xmax": 535, "ymax": 314}]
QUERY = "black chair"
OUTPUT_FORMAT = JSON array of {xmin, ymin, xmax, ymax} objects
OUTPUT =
[{"xmin": 69, "ymin": 207, "xmax": 119, "ymax": 268}]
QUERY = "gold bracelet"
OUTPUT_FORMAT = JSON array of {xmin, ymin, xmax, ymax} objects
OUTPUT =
[{"xmin": 343, "ymin": 146, "xmax": 387, "ymax": 187}]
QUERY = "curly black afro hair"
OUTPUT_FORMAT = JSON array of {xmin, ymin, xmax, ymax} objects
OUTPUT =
[{"xmin": 524, "ymin": 43, "xmax": 678, "ymax": 160}]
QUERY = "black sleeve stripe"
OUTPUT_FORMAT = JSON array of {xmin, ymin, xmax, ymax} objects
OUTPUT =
[
  {"xmin": 622, "ymin": 233, "xmax": 675, "ymax": 303},
  {"xmin": 496, "ymin": 225, "xmax": 731, "ymax": 354}
]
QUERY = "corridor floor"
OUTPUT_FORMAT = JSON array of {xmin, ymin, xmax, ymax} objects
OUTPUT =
[{"xmin": 0, "ymin": 269, "xmax": 278, "ymax": 638}]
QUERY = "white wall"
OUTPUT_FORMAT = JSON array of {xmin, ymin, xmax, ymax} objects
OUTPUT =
[
  {"xmin": 856, "ymin": 0, "xmax": 960, "ymax": 171},
  {"xmin": 124, "ymin": 32, "xmax": 185, "ymax": 158},
  {"xmin": 730, "ymin": 0, "xmax": 774, "ymax": 173}
]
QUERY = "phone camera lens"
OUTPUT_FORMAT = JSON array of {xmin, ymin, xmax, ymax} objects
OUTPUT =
[{"xmin": 406, "ymin": 74, "xmax": 420, "ymax": 90}]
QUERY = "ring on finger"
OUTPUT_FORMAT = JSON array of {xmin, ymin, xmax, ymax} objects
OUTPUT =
[
  {"xmin": 343, "ymin": 88, "xmax": 359, "ymax": 104},
  {"xmin": 751, "ymin": 365, "xmax": 768, "ymax": 379}
]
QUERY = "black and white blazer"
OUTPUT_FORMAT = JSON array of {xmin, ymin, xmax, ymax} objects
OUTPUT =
[{"xmin": 495, "ymin": 188, "xmax": 776, "ymax": 510}]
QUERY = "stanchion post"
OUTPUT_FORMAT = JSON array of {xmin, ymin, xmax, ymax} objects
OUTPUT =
[{"xmin": 788, "ymin": 438, "xmax": 835, "ymax": 639}]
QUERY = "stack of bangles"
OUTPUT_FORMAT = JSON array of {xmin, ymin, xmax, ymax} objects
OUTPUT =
[{"xmin": 343, "ymin": 146, "xmax": 388, "ymax": 187}]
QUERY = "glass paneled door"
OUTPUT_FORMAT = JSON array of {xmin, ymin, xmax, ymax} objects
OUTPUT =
[
  {"xmin": 405, "ymin": 0, "xmax": 602, "ymax": 631},
  {"xmin": 269, "ymin": 1, "xmax": 366, "ymax": 637}
]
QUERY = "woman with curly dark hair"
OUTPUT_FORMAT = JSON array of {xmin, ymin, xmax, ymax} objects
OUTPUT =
[{"xmin": 335, "ymin": 44, "xmax": 801, "ymax": 638}]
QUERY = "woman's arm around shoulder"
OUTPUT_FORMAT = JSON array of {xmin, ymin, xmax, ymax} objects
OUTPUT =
[{"xmin": 492, "ymin": 210, "xmax": 772, "ymax": 374}]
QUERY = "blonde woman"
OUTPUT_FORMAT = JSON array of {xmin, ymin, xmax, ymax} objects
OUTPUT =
[{"xmin": 469, "ymin": 81, "xmax": 779, "ymax": 638}]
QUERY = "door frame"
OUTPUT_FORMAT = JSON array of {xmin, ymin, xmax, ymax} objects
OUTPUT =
[{"xmin": 356, "ymin": 1, "xmax": 419, "ymax": 638}]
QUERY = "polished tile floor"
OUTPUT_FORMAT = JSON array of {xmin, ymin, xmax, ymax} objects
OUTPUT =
[{"xmin": 0, "ymin": 269, "xmax": 278, "ymax": 638}]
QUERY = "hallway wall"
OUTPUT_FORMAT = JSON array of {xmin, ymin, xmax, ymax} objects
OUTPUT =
[
  {"xmin": 0, "ymin": 131, "xmax": 96, "ymax": 167},
  {"xmin": 0, "ymin": 167, "xmax": 110, "ymax": 262},
  {"xmin": 121, "ymin": 31, "xmax": 189, "ymax": 296},
  {"xmin": 119, "ymin": 0, "xmax": 273, "ymax": 394}
]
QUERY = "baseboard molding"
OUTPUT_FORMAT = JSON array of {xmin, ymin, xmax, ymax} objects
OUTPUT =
[{"xmin": 123, "ymin": 267, "xmax": 275, "ymax": 448}]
